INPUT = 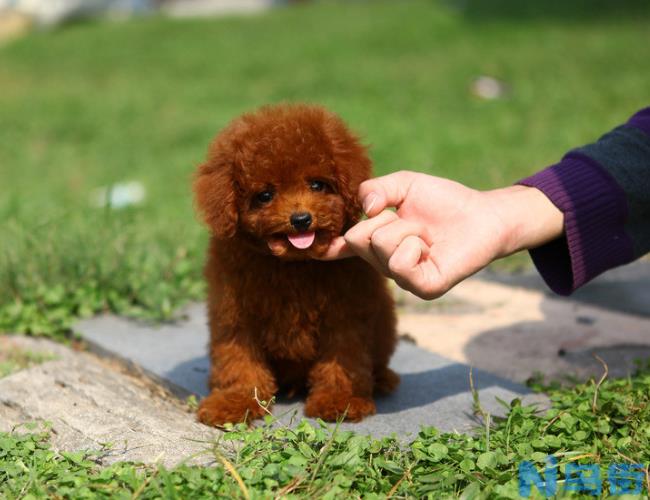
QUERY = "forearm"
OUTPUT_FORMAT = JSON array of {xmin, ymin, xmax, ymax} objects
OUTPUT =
[
  {"xmin": 488, "ymin": 184, "xmax": 564, "ymax": 257},
  {"xmin": 514, "ymin": 107, "xmax": 650, "ymax": 295}
]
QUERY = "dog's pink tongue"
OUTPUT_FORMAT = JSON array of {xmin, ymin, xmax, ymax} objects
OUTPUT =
[{"xmin": 287, "ymin": 231, "xmax": 316, "ymax": 249}]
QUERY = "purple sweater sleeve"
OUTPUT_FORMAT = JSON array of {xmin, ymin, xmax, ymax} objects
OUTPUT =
[
  {"xmin": 628, "ymin": 107, "xmax": 650, "ymax": 136},
  {"xmin": 515, "ymin": 108, "xmax": 650, "ymax": 295}
]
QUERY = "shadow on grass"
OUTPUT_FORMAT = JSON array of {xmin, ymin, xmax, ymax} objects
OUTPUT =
[{"xmin": 443, "ymin": 0, "xmax": 650, "ymax": 23}]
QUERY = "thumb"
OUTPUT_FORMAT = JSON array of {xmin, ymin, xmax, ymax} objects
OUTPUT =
[{"xmin": 358, "ymin": 171, "xmax": 415, "ymax": 217}]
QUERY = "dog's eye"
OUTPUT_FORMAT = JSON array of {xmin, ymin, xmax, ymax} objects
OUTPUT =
[
  {"xmin": 309, "ymin": 180, "xmax": 329, "ymax": 192},
  {"xmin": 255, "ymin": 190, "xmax": 274, "ymax": 204}
]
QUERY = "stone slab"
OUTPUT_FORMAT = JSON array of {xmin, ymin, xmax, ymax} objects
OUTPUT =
[
  {"xmin": 0, "ymin": 335, "xmax": 219, "ymax": 467},
  {"xmin": 482, "ymin": 260, "xmax": 650, "ymax": 318},
  {"xmin": 396, "ymin": 277, "xmax": 650, "ymax": 384},
  {"xmin": 77, "ymin": 305, "xmax": 542, "ymax": 438}
]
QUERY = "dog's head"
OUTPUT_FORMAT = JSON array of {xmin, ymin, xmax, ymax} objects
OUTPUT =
[{"xmin": 194, "ymin": 104, "xmax": 371, "ymax": 260}]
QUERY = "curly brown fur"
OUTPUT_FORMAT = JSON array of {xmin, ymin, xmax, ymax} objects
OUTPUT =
[{"xmin": 193, "ymin": 103, "xmax": 398, "ymax": 426}]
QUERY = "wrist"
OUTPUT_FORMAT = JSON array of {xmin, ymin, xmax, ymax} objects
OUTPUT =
[{"xmin": 488, "ymin": 185, "xmax": 565, "ymax": 258}]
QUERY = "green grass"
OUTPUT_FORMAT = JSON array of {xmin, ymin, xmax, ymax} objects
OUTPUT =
[
  {"xmin": 2, "ymin": 363, "xmax": 650, "ymax": 498},
  {"xmin": 0, "ymin": 0, "xmax": 649, "ymax": 339},
  {"xmin": 1, "ymin": 5, "xmax": 649, "ymax": 496},
  {"xmin": 0, "ymin": 345, "xmax": 55, "ymax": 378}
]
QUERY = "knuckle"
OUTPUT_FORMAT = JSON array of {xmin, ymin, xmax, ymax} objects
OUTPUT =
[
  {"xmin": 344, "ymin": 227, "xmax": 367, "ymax": 249},
  {"xmin": 388, "ymin": 258, "xmax": 406, "ymax": 275},
  {"xmin": 370, "ymin": 228, "xmax": 389, "ymax": 248},
  {"xmin": 413, "ymin": 222, "xmax": 426, "ymax": 235},
  {"xmin": 379, "ymin": 210, "xmax": 398, "ymax": 223},
  {"xmin": 343, "ymin": 232, "xmax": 358, "ymax": 247}
]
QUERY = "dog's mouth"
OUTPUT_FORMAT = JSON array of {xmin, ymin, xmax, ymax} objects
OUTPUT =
[
  {"xmin": 286, "ymin": 231, "xmax": 316, "ymax": 249},
  {"xmin": 267, "ymin": 230, "xmax": 328, "ymax": 257}
]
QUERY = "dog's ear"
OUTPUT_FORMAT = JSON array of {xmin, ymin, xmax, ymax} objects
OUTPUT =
[
  {"xmin": 193, "ymin": 157, "xmax": 238, "ymax": 239},
  {"xmin": 324, "ymin": 116, "xmax": 372, "ymax": 228},
  {"xmin": 336, "ymin": 153, "xmax": 371, "ymax": 229}
]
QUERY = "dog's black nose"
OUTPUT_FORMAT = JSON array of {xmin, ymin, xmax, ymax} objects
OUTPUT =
[{"xmin": 290, "ymin": 212, "xmax": 312, "ymax": 231}]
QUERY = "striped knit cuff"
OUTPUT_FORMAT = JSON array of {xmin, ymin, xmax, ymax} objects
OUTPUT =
[
  {"xmin": 517, "ymin": 153, "xmax": 634, "ymax": 295},
  {"xmin": 627, "ymin": 106, "xmax": 650, "ymax": 137}
]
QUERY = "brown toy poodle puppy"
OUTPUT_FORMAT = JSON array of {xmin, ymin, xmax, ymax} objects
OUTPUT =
[{"xmin": 193, "ymin": 103, "xmax": 398, "ymax": 425}]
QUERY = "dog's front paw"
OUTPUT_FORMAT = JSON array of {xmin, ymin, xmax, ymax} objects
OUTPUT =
[
  {"xmin": 197, "ymin": 389, "xmax": 269, "ymax": 426},
  {"xmin": 304, "ymin": 392, "xmax": 376, "ymax": 422}
]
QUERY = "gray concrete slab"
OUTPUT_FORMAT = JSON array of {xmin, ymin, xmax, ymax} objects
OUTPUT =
[
  {"xmin": 77, "ymin": 303, "xmax": 545, "ymax": 439},
  {"xmin": 481, "ymin": 260, "xmax": 650, "ymax": 318},
  {"xmin": 397, "ymin": 278, "xmax": 650, "ymax": 384}
]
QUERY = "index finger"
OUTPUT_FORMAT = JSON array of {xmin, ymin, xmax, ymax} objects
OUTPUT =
[
  {"xmin": 316, "ymin": 236, "xmax": 355, "ymax": 260},
  {"xmin": 358, "ymin": 170, "xmax": 416, "ymax": 217}
]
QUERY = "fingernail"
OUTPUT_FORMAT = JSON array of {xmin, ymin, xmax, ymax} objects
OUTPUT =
[{"xmin": 363, "ymin": 193, "xmax": 377, "ymax": 215}]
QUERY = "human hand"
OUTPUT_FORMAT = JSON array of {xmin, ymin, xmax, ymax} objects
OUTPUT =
[{"xmin": 320, "ymin": 171, "xmax": 563, "ymax": 299}]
